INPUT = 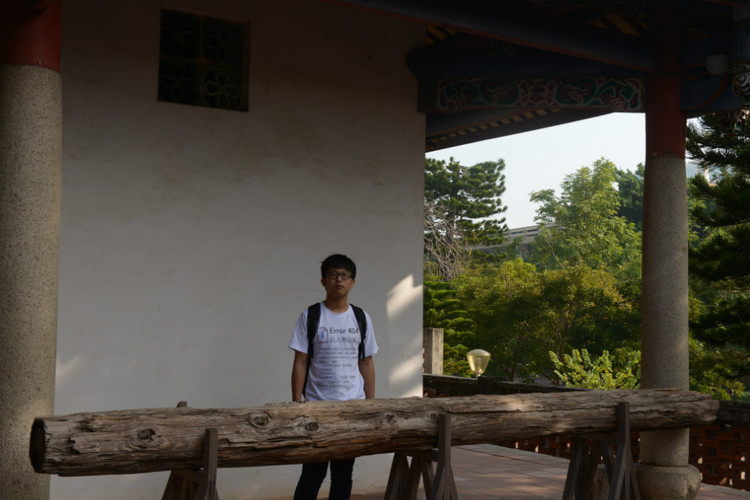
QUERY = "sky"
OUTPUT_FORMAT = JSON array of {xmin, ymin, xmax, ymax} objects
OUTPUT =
[{"xmin": 425, "ymin": 112, "xmax": 647, "ymax": 229}]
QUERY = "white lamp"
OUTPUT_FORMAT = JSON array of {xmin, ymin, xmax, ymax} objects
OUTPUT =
[{"xmin": 466, "ymin": 349, "xmax": 491, "ymax": 377}]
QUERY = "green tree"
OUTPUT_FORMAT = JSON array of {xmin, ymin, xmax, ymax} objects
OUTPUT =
[
  {"xmin": 689, "ymin": 338, "xmax": 746, "ymax": 400},
  {"xmin": 423, "ymin": 277, "xmax": 475, "ymax": 376},
  {"xmin": 423, "ymin": 276, "xmax": 473, "ymax": 342},
  {"xmin": 424, "ymin": 201, "xmax": 471, "ymax": 280},
  {"xmin": 534, "ymin": 265, "xmax": 637, "ymax": 359},
  {"xmin": 686, "ymin": 114, "xmax": 750, "ymax": 389},
  {"xmin": 615, "ymin": 163, "xmax": 644, "ymax": 231},
  {"xmin": 455, "ymin": 260, "xmax": 636, "ymax": 382},
  {"xmin": 443, "ymin": 344, "xmax": 472, "ymax": 378},
  {"xmin": 457, "ymin": 259, "xmax": 547, "ymax": 381},
  {"xmin": 529, "ymin": 159, "xmax": 641, "ymax": 285},
  {"xmin": 425, "ymin": 157, "xmax": 508, "ymax": 247},
  {"xmin": 550, "ymin": 348, "xmax": 640, "ymax": 389}
]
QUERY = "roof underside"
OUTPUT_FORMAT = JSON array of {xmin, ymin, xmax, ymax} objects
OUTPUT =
[{"xmin": 323, "ymin": 0, "xmax": 748, "ymax": 150}]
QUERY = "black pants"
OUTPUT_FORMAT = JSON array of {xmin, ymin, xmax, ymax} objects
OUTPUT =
[{"xmin": 293, "ymin": 458, "xmax": 356, "ymax": 500}]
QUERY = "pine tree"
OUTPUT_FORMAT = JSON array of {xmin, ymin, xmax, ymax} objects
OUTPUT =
[
  {"xmin": 686, "ymin": 115, "xmax": 750, "ymax": 382},
  {"xmin": 425, "ymin": 157, "xmax": 507, "ymax": 245},
  {"xmin": 424, "ymin": 157, "xmax": 508, "ymax": 279}
]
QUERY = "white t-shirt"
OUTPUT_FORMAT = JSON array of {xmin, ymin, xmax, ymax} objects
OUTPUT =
[{"xmin": 289, "ymin": 302, "xmax": 378, "ymax": 402}]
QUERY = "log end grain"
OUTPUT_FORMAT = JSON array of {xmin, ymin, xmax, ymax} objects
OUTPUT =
[{"xmin": 29, "ymin": 418, "xmax": 48, "ymax": 473}]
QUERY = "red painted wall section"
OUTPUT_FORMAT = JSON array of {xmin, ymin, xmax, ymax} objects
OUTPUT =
[{"xmin": 0, "ymin": 0, "xmax": 62, "ymax": 72}]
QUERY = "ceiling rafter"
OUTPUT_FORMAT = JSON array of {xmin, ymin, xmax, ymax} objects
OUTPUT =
[{"xmin": 322, "ymin": 0, "xmax": 655, "ymax": 71}]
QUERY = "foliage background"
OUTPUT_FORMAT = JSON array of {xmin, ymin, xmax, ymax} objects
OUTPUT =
[{"xmin": 424, "ymin": 149, "xmax": 748, "ymax": 400}]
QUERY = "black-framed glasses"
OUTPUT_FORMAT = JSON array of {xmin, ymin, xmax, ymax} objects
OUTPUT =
[{"xmin": 325, "ymin": 272, "xmax": 353, "ymax": 281}]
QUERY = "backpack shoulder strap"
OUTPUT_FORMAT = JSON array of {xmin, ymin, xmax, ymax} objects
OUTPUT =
[
  {"xmin": 303, "ymin": 302, "xmax": 321, "ymax": 399},
  {"xmin": 306, "ymin": 302, "xmax": 321, "ymax": 359},
  {"xmin": 351, "ymin": 304, "xmax": 367, "ymax": 361}
]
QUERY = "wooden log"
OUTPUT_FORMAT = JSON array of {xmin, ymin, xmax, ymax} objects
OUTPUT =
[{"xmin": 30, "ymin": 389, "xmax": 717, "ymax": 477}]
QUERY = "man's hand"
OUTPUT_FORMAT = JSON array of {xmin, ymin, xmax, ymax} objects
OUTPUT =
[
  {"xmin": 291, "ymin": 350, "xmax": 308, "ymax": 403},
  {"xmin": 358, "ymin": 356, "xmax": 375, "ymax": 399}
]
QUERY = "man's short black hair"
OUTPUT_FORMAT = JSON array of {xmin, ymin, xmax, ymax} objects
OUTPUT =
[{"xmin": 321, "ymin": 254, "xmax": 356, "ymax": 279}]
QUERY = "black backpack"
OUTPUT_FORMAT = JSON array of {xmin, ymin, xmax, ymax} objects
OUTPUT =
[{"xmin": 303, "ymin": 302, "xmax": 367, "ymax": 398}]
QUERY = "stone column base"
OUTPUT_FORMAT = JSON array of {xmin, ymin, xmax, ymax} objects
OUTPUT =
[{"xmin": 635, "ymin": 463, "xmax": 701, "ymax": 500}]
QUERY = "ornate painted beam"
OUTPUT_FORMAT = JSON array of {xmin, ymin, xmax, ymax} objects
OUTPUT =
[
  {"xmin": 420, "ymin": 75, "xmax": 743, "ymax": 116},
  {"xmin": 682, "ymin": 75, "xmax": 743, "ymax": 115},
  {"xmin": 732, "ymin": 5, "xmax": 750, "ymax": 108},
  {"xmin": 419, "ymin": 76, "xmax": 644, "ymax": 113}
]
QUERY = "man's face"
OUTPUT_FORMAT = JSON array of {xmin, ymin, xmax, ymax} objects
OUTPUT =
[{"xmin": 321, "ymin": 267, "xmax": 356, "ymax": 297}]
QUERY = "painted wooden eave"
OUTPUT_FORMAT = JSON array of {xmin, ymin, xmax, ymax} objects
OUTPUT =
[{"xmin": 321, "ymin": 0, "xmax": 655, "ymax": 71}]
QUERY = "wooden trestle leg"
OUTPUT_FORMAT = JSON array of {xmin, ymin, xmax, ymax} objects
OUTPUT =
[
  {"xmin": 384, "ymin": 413, "xmax": 458, "ymax": 500},
  {"xmin": 162, "ymin": 402, "xmax": 220, "ymax": 500},
  {"xmin": 562, "ymin": 402, "xmax": 640, "ymax": 500}
]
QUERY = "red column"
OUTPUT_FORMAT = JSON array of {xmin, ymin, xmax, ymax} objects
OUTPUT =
[
  {"xmin": 644, "ymin": 0, "xmax": 685, "ymax": 160},
  {"xmin": 0, "ymin": 0, "xmax": 62, "ymax": 70}
]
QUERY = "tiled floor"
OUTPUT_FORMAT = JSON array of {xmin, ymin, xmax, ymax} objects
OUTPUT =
[{"xmin": 352, "ymin": 445, "xmax": 750, "ymax": 500}]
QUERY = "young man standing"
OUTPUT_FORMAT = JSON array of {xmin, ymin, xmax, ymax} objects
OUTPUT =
[{"xmin": 289, "ymin": 254, "xmax": 378, "ymax": 500}]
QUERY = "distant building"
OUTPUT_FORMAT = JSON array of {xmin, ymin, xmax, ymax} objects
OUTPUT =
[
  {"xmin": 686, "ymin": 161, "xmax": 708, "ymax": 180},
  {"xmin": 503, "ymin": 225, "xmax": 556, "ymax": 259},
  {"xmin": 507, "ymin": 224, "xmax": 545, "ymax": 241},
  {"xmin": 476, "ymin": 224, "xmax": 552, "ymax": 259}
]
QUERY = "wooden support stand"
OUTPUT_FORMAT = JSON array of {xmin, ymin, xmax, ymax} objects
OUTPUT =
[
  {"xmin": 162, "ymin": 402, "xmax": 220, "ymax": 500},
  {"xmin": 563, "ymin": 402, "xmax": 640, "ymax": 500},
  {"xmin": 385, "ymin": 414, "xmax": 458, "ymax": 500}
]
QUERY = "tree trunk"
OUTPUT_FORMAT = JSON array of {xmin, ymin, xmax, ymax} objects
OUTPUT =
[{"xmin": 30, "ymin": 389, "xmax": 717, "ymax": 477}]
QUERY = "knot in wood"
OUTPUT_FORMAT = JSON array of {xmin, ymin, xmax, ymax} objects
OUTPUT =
[
  {"xmin": 382, "ymin": 412, "xmax": 396, "ymax": 424},
  {"xmin": 137, "ymin": 429, "xmax": 154, "ymax": 440},
  {"xmin": 304, "ymin": 421, "xmax": 320, "ymax": 432},
  {"xmin": 247, "ymin": 412, "xmax": 271, "ymax": 428},
  {"xmin": 127, "ymin": 427, "xmax": 162, "ymax": 448}
]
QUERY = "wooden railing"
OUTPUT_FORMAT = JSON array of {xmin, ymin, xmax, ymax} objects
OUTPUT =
[{"xmin": 423, "ymin": 374, "xmax": 750, "ymax": 492}]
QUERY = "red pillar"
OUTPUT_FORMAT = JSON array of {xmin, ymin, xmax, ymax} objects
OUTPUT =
[
  {"xmin": 644, "ymin": 0, "xmax": 685, "ymax": 160},
  {"xmin": 0, "ymin": 0, "xmax": 62, "ymax": 70},
  {"xmin": 0, "ymin": 2, "xmax": 62, "ymax": 500}
]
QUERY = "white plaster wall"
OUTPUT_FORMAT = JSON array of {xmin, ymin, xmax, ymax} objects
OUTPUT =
[{"xmin": 53, "ymin": 1, "xmax": 425, "ymax": 498}]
